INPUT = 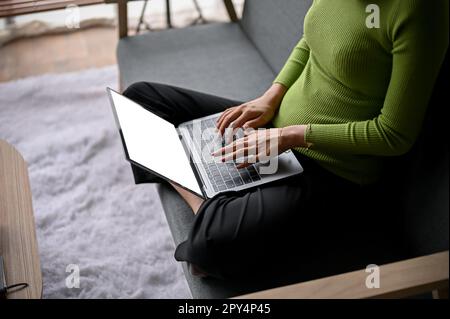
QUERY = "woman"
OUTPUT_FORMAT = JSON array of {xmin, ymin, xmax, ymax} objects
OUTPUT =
[{"xmin": 124, "ymin": 0, "xmax": 448, "ymax": 279}]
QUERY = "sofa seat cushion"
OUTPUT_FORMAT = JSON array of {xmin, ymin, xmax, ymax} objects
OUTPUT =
[{"xmin": 117, "ymin": 23, "xmax": 275, "ymax": 101}]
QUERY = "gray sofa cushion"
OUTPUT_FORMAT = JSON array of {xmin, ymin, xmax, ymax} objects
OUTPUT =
[
  {"xmin": 240, "ymin": 0, "xmax": 313, "ymax": 73},
  {"xmin": 117, "ymin": 22, "xmax": 275, "ymax": 101}
]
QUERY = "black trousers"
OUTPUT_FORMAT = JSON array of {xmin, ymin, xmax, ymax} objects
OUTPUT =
[{"xmin": 123, "ymin": 82, "xmax": 381, "ymax": 280}]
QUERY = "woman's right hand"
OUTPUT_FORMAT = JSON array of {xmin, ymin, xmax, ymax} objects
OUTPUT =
[{"xmin": 216, "ymin": 83, "xmax": 287, "ymax": 135}]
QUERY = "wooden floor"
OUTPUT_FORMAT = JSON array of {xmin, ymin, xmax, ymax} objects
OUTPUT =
[{"xmin": 0, "ymin": 26, "xmax": 117, "ymax": 82}]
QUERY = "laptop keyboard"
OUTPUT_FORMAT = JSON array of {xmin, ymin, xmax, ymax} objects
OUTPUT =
[{"xmin": 183, "ymin": 117, "xmax": 261, "ymax": 192}]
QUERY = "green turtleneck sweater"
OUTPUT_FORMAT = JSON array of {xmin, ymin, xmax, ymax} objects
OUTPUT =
[{"xmin": 272, "ymin": 0, "xmax": 448, "ymax": 184}]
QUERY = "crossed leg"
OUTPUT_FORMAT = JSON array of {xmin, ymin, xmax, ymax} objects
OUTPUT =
[{"xmin": 170, "ymin": 182, "xmax": 204, "ymax": 214}]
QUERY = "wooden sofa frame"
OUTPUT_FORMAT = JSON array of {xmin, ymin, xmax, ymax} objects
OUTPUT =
[{"xmin": 237, "ymin": 251, "xmax": 449, "ymax": 299}]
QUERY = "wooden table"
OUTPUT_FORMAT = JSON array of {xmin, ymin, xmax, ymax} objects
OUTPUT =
[{"xmin": 0, "ymin": 140, "xmax": 42, "ymax": 299}]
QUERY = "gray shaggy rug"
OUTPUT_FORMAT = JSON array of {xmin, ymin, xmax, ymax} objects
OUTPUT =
[{"xmin": 0, "ymin": 66, "xmax": 191, "ymax": 298}]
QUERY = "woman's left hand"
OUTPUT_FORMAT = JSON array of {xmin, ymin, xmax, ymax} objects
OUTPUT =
[{"xmin": 212, "ymin": 125, "xmax": 308, "ymax": 168}]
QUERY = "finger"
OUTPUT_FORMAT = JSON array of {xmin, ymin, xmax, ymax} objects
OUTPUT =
[
  {"xmin": 242, "ymin": 117, "xmax": 265, "ymax": 130},
  {"xmin": 216, "ymin": 104, "xmax": 242, "ymax": 129},
  {"xmin": 211, "ymin": 142, "xmax": 234, "ymax": 158},
  {"xmin": 236, "ymin": 162, "xmax": 251, "ymax": 169},
  {"xmin": 224, "ymin": 141, "xmax": 259, "ymax": 162},
  {"xmin": 231, "ymin": 110, "xmax": 257, "ymax": 131},
  {"xmin": 222, "ymin": 145, "xmax": 254, "ymax": 162},
  {"xmin": 218, "ymin": 109, "xmax": 242, "ymax": 135},
  {"xmin": 212, "ymin": 137, "xmax": 247, "ymax": 156},
  {"xmin": 216, "ymin": 107, "xmax": 234, "ymax": 127},
  {"xmin": 243, "ymin": 127, "xmax": 258, "ymax": 137}
]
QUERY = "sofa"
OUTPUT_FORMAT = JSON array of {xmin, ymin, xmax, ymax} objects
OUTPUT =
[{"xmin": 113, "ymin": 0, "xmax": 449, "ymax": 298}]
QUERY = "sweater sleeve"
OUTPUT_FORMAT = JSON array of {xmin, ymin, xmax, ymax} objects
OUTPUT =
[
  {"xmin": 305, "ymin": 1, "xmax": 449, "ymax": 156},
  {"xmin": 273, "ymin": 37, "xmax": 310, "ymax": 88}
]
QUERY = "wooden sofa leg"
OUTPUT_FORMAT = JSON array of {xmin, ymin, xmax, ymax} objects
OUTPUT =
[
  {"xmin": 432, "ymin": 288, "xmax": 449, "ymax": 299},
  {"xmin": 223, "ymin": 0, "xmax": 238, "ymax": 22},
  {"xmin": 117, "ymin": 0, "xmax": 128, "ymax": 38}
]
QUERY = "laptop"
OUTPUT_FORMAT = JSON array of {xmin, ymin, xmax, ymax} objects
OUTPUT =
[{"xmin": 107, "ymin": 88, "xmax": 303, "ymax": 199}]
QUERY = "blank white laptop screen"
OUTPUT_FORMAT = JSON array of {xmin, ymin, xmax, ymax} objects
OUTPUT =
[{"xmin": 110, "ymin": 90, "xmax": 202, "ymax": 196}]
